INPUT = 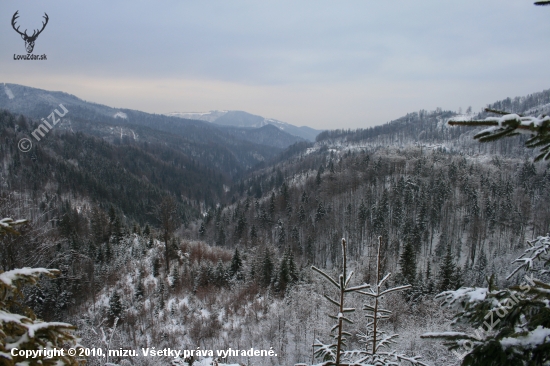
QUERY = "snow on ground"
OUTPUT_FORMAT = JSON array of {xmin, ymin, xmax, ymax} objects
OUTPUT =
[
  {"xmin": 114, "ymin": 112, "xmax": 127, "ymax": 119},
  {"xmin": 191, "ymin": 358, "xmax": 241, "ymax": 366}
]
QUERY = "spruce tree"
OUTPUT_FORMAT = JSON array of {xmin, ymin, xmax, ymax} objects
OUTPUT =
[
  {"xmin": 261, "ymin": 249, "xmax": 273, "ymax": 288},
  {"xmin": 275, "ymin": 246, "xmax": 298, "ymax": 293},
  {"xmin": 316, "ymin": 166, "xmax": 323, "ymax": 186},
  {"xmin": 170, "ymin": 266, "xmax": 179, "ymax": 288},
  {"xmin": 423, "ymin": 235, "xmax": 550, "ymax": 365},
  {"xmin": 278, "ymin": 223, "xmax": 286, "ymax": 246},
  {"xmin": 287, "ymin": 248, "xmax": 298, "ymax": 283},
  {"xmin": 214, "ymin": 259, "xmax": 227, "ymax": 287},
  {"xmin": 437, "ymin": 245, "xmax": 457, "ymax": 292},
  {"xmin": 315, "ymin": 201, "xmax": 326, "ymax": 222},
  {"xmin": 275, "ymin": 252, "xmax": 289, "ymax": 293},
  {"xmin": 152, "ymin": 257, "xmax": 160, "ymax": 277},
  {"xmin": 229, "ymin": 248, "xmax": 243, "ymax": 279},
  {"xmin": 0, "ymin": 218, "xmax": 83, "ymax": 366},
  {"xmin": 158, "ymin": 280, "xmax": 165, "ymax": 310},
  {"xmin": 398, "ymin": 240, "xmax": 417, "ymax": 286},
  {"xmin": 108, "ymin": 291, "xmax": 123, "ymax": 324},
  {"xmin": 250, "ymin": 224, "xmax": 258, "ymax": 243},
  {"xmin": 156, "ymin": 196, "xmax": 180, "ymax": 271},
  {"xmin": 473, "ymin": 249, "xmax": 488, "ymax": 287},
  {"xmin": 298, "ymin": 205, "xmax": 306, "ymax": 224},
  {"xmin": 307, "ymin": 238, "xmax": 428, "ymax": 366},
  {"xmin": 424, "ymin": 261, "xmax": 434, "ymax": 295},
  {"xmin": 448, "ymin": 108, "xmax": 550, "ymax": 161}
]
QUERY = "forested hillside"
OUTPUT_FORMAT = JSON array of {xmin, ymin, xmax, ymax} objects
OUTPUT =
[
  {"xmin": 196, "ymin": 142, "xmax": 550, "ymax": 289},
  {"xmin": 315, "ymin": 87, "xmax": 550, "ymax": 159},
  {"xmin": 2, "ymin": 87, "xmax": 550, "ymax": 365}
]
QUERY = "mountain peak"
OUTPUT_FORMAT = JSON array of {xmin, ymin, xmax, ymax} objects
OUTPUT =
[{"xmin": 165, "ymin": 109, "xmax": 321, "ymax": 141}]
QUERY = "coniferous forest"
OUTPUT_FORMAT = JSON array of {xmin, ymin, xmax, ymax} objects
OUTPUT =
[{"xmin": 2, "ymin": 83, "xmax": 550, "ymax": 365}]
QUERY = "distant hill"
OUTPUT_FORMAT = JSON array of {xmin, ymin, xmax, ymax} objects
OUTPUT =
[
  {"xmin": 0, "ymin": 83, "xmax": 305, "ymax": 175},
  {"xmin": 218, "ymin": 124, "xmax": 305, "ymax": 149},
  {"xmin": 309, "ymin": 88, "xmax": 550, "ymax": 161},
  {"xmin": 166, "ymin": 110, "xmax": 322, "ymax": 142}
]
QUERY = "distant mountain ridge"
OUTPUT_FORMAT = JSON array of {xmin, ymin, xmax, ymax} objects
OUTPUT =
[
  {"xmin": 0, "ymin": 83, "xmax": 304, "ymax": 155},
  {"xmin": 308, "ymin": 88, "xmax": 550, "ymax": 162},
  {"xmin": 218, "ymin": 123, "xmax": 305, "ymax": 149},
  {"xmin": 166, "ymin": 110, "xmax": 321, "ymax": 142}
]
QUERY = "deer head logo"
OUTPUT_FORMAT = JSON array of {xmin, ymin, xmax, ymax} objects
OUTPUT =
[{"xmin": 11, "ymin": 11, "xmax": 49, "ymax": 54}]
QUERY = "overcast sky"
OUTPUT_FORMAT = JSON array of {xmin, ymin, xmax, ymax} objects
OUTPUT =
[{"xmin": 1, "ymin": 1, "xmax": 549, "ymax": 130}]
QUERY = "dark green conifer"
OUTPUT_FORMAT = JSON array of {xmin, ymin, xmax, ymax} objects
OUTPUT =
[
  {"xmin": 261, "ymin": 249, "xmax": 274, "ymax": 288},
  {"xmin": 398, "ymin": 240, "xmax": 417, "ymax": 286},
  {"xmin": 229, "ymin": 248, "xmax": 243, "ymax": 279},
  {"xmin": 108, "ymin": 291, "xmax": 123, "ymax": 323},
  {"xmin": 437, "ymin": 245, "xmax": 457, "ymax": 292}
]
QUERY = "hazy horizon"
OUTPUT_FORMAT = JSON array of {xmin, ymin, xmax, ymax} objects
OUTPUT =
[{"xmin": 1, "ymin": 1, "xmax": 550, "ymax": 130}]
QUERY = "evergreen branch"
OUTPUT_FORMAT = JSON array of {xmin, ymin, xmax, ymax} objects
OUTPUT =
[
  {"xmin": 323, "ymin": 294, "xmax": 340, "ymax": 307},
  {"xmin": 378, "ymin": 272, "xmax": 392, "ymax": 288},
  {"xmin": 363, "ymin": 306, "xmax": 392, "ymax": 314},
  {"xmin": 344, "ymin": 270, "xmax": 354, "ymax": 287},
  {"xmin": 534, "ymin": 150, "xmax": 550, "ymax": 162},
  {"xmin": 312, "ymin": 266, "xmax": 340, "ymax": 289},
  {"xmin": 535, "ymin": 1, "xmax": 550, "ymax": 5},
  {"xmin": 0, "ymin": 218, "xmax": 28, "ymax": 236},
  {"xmin": 448, "ymin": 120, "xmax": 498, "ymax": 127},
  {"xmin": 344, "ymin": 283, "xmax": 371, "ymax": 292},
  {"xmin": 421, "ymin": 331, "xmax": 480, "ymax": 340},
  {"xmin": 533, "ymin": 279, "xmax": 550, "ymax": 289},
  {"xmin": 341, "ymin": 316, "xmax": 354, "ymax": 324},
  {"xmin": 375, "ymin": 334, "xmax": 399, "ymax": 351},
  {"xmin": 507, "ymin": 235, "xmax": 550, "ymax": 279},
  {"xmin": 357, "ymin": 289, "xmax": 377, "ymax": 297},
  {"xmin": 526, "ymin": 138, "xmax": 550, "ymax": 149},
  {"xmin": 392, "ymin": 353, "xmax": 430, "ymax": 366},
  {"xmin": 379, "ymin": 284, "xmax": 412, "ymax": 296},
  {"xmin": 448, "ymin": 112, "xmax": 550, "ymax": 162},
  {"xmin": 477, "ymin": 128, "xmax": 518, "ymax": 142},
  {"xmin": 485, "ymin": 108, "xmax": 516, "ymax": 116}
]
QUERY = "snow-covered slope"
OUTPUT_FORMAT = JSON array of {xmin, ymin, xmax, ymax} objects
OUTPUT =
[{"xmin": 166, "ymin": 110, "xmax": 321, "ymax": 142}]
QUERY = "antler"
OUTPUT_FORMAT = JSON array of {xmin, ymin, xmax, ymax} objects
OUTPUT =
[
  {"xmin": 29, "ymin": 13, "xmax": 49, "ymax": 39},
  {"xmin": 11, "ymin": 11, "xmax": 49, "ymax": 40},
  {"xmin": 11, "ymin": 11, "xmax": 27, "ymax": 37}
]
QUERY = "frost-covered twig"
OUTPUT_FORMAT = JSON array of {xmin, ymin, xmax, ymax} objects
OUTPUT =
[
  {"xmin": 507, "ymin": 235, "xmax": 550, "ymax": 279},
  {"xmin": 447, "ymin": 110, "xmax": 550, "ymax": 161}
]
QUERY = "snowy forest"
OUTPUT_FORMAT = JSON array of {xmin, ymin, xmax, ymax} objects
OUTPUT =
[{"xmin": 1, "ymin": 81, "xmax": 550, "ymax": 366}]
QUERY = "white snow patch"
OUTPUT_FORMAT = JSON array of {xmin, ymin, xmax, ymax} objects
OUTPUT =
[
  {"xmin": 500, "ymin": 326, "xmax": 550, "ymax": 348},
  {"xmin": 0, "ymin": 268, "xmax": 53, "ymax": 286},
  {"xmin": 192, "ymin": 358, "xmax": 240, "ymax": 366},
  {"xmin": 114, "ymin": 112, "xmax": 127, "ymax": 119},
  {"xmin": 4, "ymin": 85, "xmax": 14, "ymax": 99},
  {"xmin": 450, "ymin": 114, "xmax": 474, "ymax": 122}
]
